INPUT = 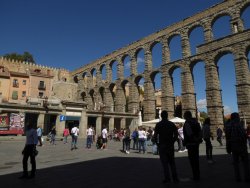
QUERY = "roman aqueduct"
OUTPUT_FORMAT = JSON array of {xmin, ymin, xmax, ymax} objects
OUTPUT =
[{"xmin": 71, "ymin": 0, "xmax": 250, "ymax": 131}]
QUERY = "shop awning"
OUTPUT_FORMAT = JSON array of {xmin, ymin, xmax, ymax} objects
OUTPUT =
[{"xmin": 65, "ymin": 116, "xmax": 81, "ymax": 121}]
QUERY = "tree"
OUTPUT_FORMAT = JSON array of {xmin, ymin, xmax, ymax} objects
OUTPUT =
[{"xmin": 2, "ymin": 52, "xmax": 36, "ymax": 64}]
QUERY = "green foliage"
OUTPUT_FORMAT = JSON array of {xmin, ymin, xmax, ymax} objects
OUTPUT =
[
  {"xmin": 2, "ymin": 52, "xmax": 36, "ymax": 64},
  {"xmin": 200, "ymin": 111, "xmax": 208, "ymax": 119},
  {"xmin": 199, "ymin": 111, "xmax": 208, "ymax": 124}
]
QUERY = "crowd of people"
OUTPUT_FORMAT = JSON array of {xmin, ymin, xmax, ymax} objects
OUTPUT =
[{"xmin": 19, "ymin": 111, "xmax": 250, "ymax": 184}]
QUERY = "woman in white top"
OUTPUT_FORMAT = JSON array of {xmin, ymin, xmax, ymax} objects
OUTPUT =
[{"xmin": 138, "ymin": 127, "xmax": 146, "ymax": 153}]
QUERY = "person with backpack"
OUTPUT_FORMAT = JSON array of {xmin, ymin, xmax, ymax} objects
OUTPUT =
[
  {"xmin": 183, "ymin": 111, "xmax": 202, "ymax": 181},
  {"xmin": 225, "ymin": 112, "xmax": 250, "ymax": 182}
]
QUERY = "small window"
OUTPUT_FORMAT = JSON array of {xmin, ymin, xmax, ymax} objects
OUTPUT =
[
  {"xmin": 22, "ymin": 91, "xmax": 26, "ymax": 97},
  {"xmin": 22, "ymin": 80, "xmax": 26, "ymax": 85},
  {"xmin": 12, "ymin": 91, "xmax": 18, "ymax": 100},
  {"xmin": 13, "ymin": 79, "xmax": 19, "ymax": 87},
  {"xmin": 38, "ymin": 81, "xmax": 46, "ymax": 90},
  {"xmin": 38, "ymin": 92, "xmax": 43, "ymax": 98}
]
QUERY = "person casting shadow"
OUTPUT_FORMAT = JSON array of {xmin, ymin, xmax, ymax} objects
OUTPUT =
[
  {"xmin": 153, "ymin": 110, "xmax": 179, "ymax": 183},
  {"xmin": 183, "ymin": 111, "xmax": 202, "ymax": 181},
  {"xmin": 19, "ymin": 122, "xmax": 38, "ymax": 179},
  {"xmin": 225, "ymin": 112, "xmax": 250, "ymax": 182}
]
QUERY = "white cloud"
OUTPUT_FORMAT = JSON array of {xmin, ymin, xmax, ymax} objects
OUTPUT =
[
  {"xmin": 137, "ymin": 57, "xmax": 144, "ymax": 65},
  {"xmin": 223, "ymin": 105, "xmax": 232, "ymax": 115},
  {"xmin": 124, "ymin": 61, "xmax": 131, "ymax": 70},
  {"xmin": 197, "ymin": 99, "xmax": 207, "ymax": 111}
]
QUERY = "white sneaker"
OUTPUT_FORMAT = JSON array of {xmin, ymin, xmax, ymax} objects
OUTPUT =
[
  {"xmin": 127, "ymin": 151, "xmax": 130, "ymax": 154},
  {"xmin": 184, "ymin": 149, "xmax": 188, "ymax": 152}
]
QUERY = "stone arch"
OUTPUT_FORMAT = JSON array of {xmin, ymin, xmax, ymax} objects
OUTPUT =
[
  {"xmin": 109, "ymin": 83, "xmax": 116, "ymax": 111},
  {"xmin": 240, "ymin": 2, "xmax": 250, "ymax": 30},
  {"xmin": 90, "ymin": 68, "xmax": 97, "ymax": 87},
  {"xmin": 247, "ymin": 45, "xmax": 250, "ymax": 71},
  {"xmin": 150, "ymin": 70, "xmax": 162, "ymax": 118},
  {"xmin": 100, "ymin": 63, "xmax": 107, "ymax": 82},
  {"xmin": 169, "ymin": 65, "xmax": 185, "ymax": 117},
  {"xmin": 211, "ymin": 13, "xmax": 233, "ymax": 39},
  {"xmin": 121, "ymin": 79, "xmax": 130, "ymax": 112},
  {"xmin": 190, "ymin": 59, "xmax": 207, "ymax": 115},
  {"xmin": 121, "ymin": 54, "xmax": 131, "ymax": 78},
  {"xmin": 80, "ymin": 91, "xmax": 86, "ymax": 101},
  {"xmin": 213, "ymin": 48, "xmax": 235, "ymax": 65},
  {"xmin": 73, "ymin": 75, "xmax": 79, "ymax": 83},
  {"xmin": 134, "ymin": 75, "xmax": 145, "ymax": 119},
  {"xmin": 214, "ymin": 52, "xmax": 238, "ymax": 116},
  {"xmin": 150, "ymin": 41, "xmax": 163, "ymax": 69},
  {"xmin": 135, "ymin": 48, "xmax": 145, "ymax": 74},
  {"xmin": 89, "ymin": 89, "xmax": 96, "ymax": 110},
  {"xmin": 188, "ymin": 25, "xmax": 205, "ymax": 56},
  {"xmin": 99, "ymin": 87, "xmax": 105, "ymax": 104},
  {"xmin": 110, "ymin": 60, "xmax": 118, "ymax": 82},
  {"xmin": 82, "ymin": 72, "xmax": 89, "ymax": 88},
  {"xmin": 168, "ymin": 33, "xmax": 182, "ymax": 62}
]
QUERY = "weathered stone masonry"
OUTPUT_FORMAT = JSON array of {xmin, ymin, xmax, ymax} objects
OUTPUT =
[{"xmin": 71, "ymin": 0, "xmax": 250, "ymax": 132}]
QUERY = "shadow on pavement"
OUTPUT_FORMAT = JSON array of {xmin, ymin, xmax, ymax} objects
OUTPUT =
[{"xmin": 0, "ymin": 154, "xmax": 249, "ymax": 188}]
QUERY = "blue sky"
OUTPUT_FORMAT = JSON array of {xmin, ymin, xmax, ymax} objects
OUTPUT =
[{"xmin": 0, "ymin": 0, "xmax": 250, "ymax": 115}]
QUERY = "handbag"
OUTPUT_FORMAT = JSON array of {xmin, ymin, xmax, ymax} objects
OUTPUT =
[{"xmin": 33, "ymin": 148, "xmax": 39, "ymax": 156}]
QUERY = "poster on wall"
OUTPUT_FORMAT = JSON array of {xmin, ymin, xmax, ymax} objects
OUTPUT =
[
  {"xmin": 0, "ymin": 113, "xmax": 9, "ymax": 130},
  {"xmin": 9, "ymin": 113, "xmax": 25, "ymax": 130}
]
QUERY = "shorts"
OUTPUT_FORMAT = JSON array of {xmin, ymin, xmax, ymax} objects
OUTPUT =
[{"xmin": 102, "ymin": 138, "xmax": 107, "ymax": 143}]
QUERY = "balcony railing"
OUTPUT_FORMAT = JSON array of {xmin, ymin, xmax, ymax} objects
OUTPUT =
[{"xmin": 38, "ymin": 84, "xmax": 46, "ymax": 90}]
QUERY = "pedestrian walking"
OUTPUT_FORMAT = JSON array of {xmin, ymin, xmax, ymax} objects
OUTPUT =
[
  {"xmin": 183, "ymin": 111, "xmax": 202, "ymax": 181},
  {"xmin": 217, "ymin": 126, "xmax": 223, "ymax": 146},
  {"xmin": 225, "ymin": 112, "xmax": 250, "ymax": 182},
  {"xmin": 153, "ymin": 110, "xmax": 179, "ymax": 183},
  {"xmin": 101, "ymin": 126, "xmax": 108, "ymax": 149},
  {"xmin": 177, "ymin": 123, "xmax": 186, "ymax": 152},
  {"xmin": 36, "ymin": 126, "xmax": 43, "ymax": 146},
  {"xmin": 202, "ymin": 118, "xmax": 214, "ymax": 163},
  {"xmin": 63, "ymin": 126, "xmax": 70, "ymax": 144},
  {"xmin": 131, "ymin": 128, "xmax": 139, "ymax": 150},
  {"xmin": 124, "ymin": 128, "xmax": 131, "ymax": 154},
  {"xmin": 138, "ymin": 126, "xmax": 146, "ymax": 154},
  {"xmin": 71, "ymin": 124, "xmax": 79, "ymax": 150},
  {"xmin": 50, "ymin": 126, "xmax": 56, "ymax": 145},
  {"xmin": 86, "ymin": 126, "xmax": 93, "ymax": 149},
  {"xmin": 19, "ymin": 122, "xmax": 38, "ymax": 179}
]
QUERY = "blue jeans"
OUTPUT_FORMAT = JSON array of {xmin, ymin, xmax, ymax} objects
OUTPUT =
[
  {"xmin": 86, "ymin": 136, "xmax": 92, "ymax": 148},
  {"xmin": 64, "ymin": 135, "xmax": 68, "ymax": 143},
  {"xmin": 71, "ymin": 135, "xmax": 78, "ymax": 149},
  {"xmin": 132, "ymin": 138, "xmax": 138, "ymax": 150},
  {"xmin": 138, "ymin": 138, "xmax": 145, "ymax": 153}
]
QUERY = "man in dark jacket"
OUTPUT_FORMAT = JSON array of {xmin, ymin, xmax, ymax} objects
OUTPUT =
[
  {"xmin": 153, "ymin": 110, "xmax": 179, "ymax": 183},
  {"xmin": 225, "ymin": 112, "xmax": 250, "ymax": 182},
  {"xmin": 183, "ymin": 111, "xmax": 202, "ymax": 181}
]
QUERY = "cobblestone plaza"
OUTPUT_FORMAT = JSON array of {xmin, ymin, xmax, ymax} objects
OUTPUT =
[{"xmin": 0, "ymin": 137, "xmax": 249, "ymax": 188}]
